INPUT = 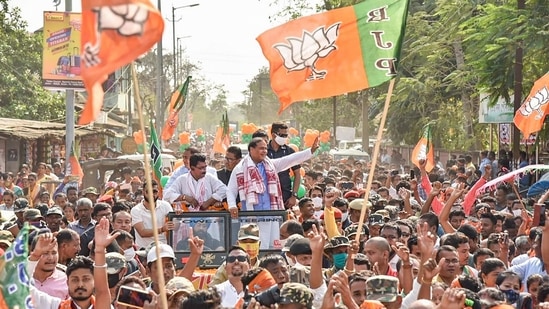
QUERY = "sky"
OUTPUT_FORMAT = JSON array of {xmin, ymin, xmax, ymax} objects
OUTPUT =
[{"xmin": 8, "ymin": 0, "xmax": 287, "ymax": 104}]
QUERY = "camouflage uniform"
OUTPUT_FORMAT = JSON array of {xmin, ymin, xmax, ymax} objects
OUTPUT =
[
  {"xmin": 366, "ymin": 275, "xmax": 399, "ymax": 303},
  {"xmin": 279, "ymin": 282, "xmax": 314, "ymax": 308}
]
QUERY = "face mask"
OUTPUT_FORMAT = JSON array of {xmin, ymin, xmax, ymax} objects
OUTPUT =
[
  {"xmin": 275, "ymin": 135, "xmax": 287, "ymax": 146},
  {"xmin": 108, "ymin": 273, "xmax": 121, "ymax": 288},
  {"xmin": 312, "ymin": 197, "xmax": 323, "ymax": 209},
  {"xmin": 285, "ymin": 253, "xmax": 295, "ymax": 266},
  {"xmin": 294, "ymin": 261, "xmax": 306, "ymax": 268},
  {"xmin": 332, "ymin": 252, "xmax": 348, "ymax": 269},
  {"xmin": 341, "ymin": 212, "xmax": 349, "ymax": 222},
  {"xmin": 123, "ymin": 248, "xmax": 135, "ymax": 261},
  {"xmin": 501, "ymin": 289, "xmax": 520, "ymax": 304},
  {"xmin": 240, "ymin": 242, "xmax": 260, "ymax": 259}
]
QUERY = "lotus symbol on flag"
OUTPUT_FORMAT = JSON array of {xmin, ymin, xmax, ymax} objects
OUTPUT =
[
  {"xmin": 519, "ymin": 87, "xmax": 549, "ymax": 120},
  {"xmin": 83, "ymin": 5, "xmax": 149, "ymax": 68},
  {"xmin": 416, "ymin": 144, "xmax": 427, "ymax": 160},
  {"xmin": 274, "ymin": 23, "xmax": 341, "ymax": 81}
]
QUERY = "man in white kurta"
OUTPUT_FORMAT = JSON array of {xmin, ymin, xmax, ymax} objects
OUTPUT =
[{"xmin": 163, "ymin": 153, "xmax": 227, "ymax": 244}]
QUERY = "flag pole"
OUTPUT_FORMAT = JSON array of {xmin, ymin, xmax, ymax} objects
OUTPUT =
[
  {"xmin": 131, "ymin": 63, "xmax": 169, "ymax": 309},
  {"xmin": 354, "ymin": 79, "xmax": 396, "ymax": 243}
]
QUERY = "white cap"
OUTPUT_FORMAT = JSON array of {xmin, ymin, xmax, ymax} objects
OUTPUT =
[{"xmin": 147, "ymin": 244, "xmax": 175, "ymax": 263}]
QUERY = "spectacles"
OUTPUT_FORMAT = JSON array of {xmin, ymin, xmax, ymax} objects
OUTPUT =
[
  {"xmin": 226, "ymin": 255, "xmax": 247, "ymax": 263},
  {"xmin": 277, "ymin": 133, "xmax": 288, "ymax": 138},
  {"xmin": 225, "ymin": 157, "xmax": 237, "ymax": 162}
]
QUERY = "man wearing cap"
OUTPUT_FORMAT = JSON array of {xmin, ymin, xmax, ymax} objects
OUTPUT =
[
  {"xmin": 366, "ymin": 275, "xmax": 402, "ymax": 309},
  {"xmin": 69, "ymin": 198, "xmax": 95, "ymax": 236},
  {"xmin": 0, "ymin": 230, "xmax": 13, "ymax": 251},
  {"xmin": 345, "ymin": 223, "xmax": 369, "ymax": 253},
  {"xmin": 131, "ymin": 180, "xmax": 174, "ymax": 249},
  {"xmin": 163, "ymin": 153, "xmax": 227, "ymax": 211},
  {"xmin": 324, "ymin": 235, "xmax": 353, "ymax": 278},
  {"xmin": 46, "ymin": 206, "xmax": 64, "ymax": 233},
  {"xmin": 28, "ymin": 227, "xmax": 69, "ymax": 299},
  {"xmin": 209, "ymin": 224, "xmax": 261, "ymax": 286},
  {"xmin": 288, "ymin": 238, "xmax": 313, "ymax": 267},
  {"xmin": 227, "ymin": 137, "xmax": 320, "ymax": 248},
  {"xmin": 278, "ymin": 282, "xmax": 314, "ymax": 309},
  {"xmin": 105, "ymin": 252, "xmax": 128, "ymax": 301},
  {"xmin": 146, "ymin": 243, "xmax": 177, "ymax": 294},
  {"xmin": 5, "ymin": 197, "xmax": 28, "ymax": 237},
  {"xmin": 281, "ymin": 234, "xmax": 305, "ymax": 266},
  {"xmin": 348, "ymin": 199, "xmax": 371, "ymax": 226},
  {"xmin": 214, "ymin": 246, "xmax": 250, "ymax": 308},
  {"xmin": 24, "ymin": 208, "xmax": 46, "ymax": 228},
  {"xmin": 81, "ymin": 187, "xmax": 99, "ymax": 204},
  {"xmin": 166, "ymin": 276, "xmax": 196, "ymax": 309}
]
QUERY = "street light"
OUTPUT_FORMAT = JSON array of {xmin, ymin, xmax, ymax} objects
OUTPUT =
[
  {"xmin": 172, "ymin": 3, "xmax": 199, "ymax": 89},
  {"xmin": 177, "ymin": 36, "xmax": 191, "ymax": 85}
]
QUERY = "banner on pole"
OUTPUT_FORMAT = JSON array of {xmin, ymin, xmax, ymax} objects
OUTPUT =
[{"xmin": 42, "ymin": 11, "xmax": 85, "ymax": 90}]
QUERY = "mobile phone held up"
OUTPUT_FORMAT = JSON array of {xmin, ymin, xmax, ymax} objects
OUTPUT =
[
  {"xmin": 533, "ymin": 203, "xmax": 546, "ymax": 227},
  {"xmin": 116, "ymin": 285, "xmax": 152, "ymax": 309}
]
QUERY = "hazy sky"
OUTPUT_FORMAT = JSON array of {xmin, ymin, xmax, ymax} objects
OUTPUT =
[{"xmin": 9, "ymin": 0, "xmax": 287, "ymax": 104}]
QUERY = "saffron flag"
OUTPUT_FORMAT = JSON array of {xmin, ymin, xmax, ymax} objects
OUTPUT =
[
  {"xmin": 150, "ymin": 120, "xmax": 163, "ymax": 184},
  {"xmin": 513, "ymin": 73, "xmax": 549, "ymax": 138},
  {"xmin": 256, "ymin": 0, "xmax": 409, "ymax": 113},
  {"xmin": 213, "ymin": 112, "xmax": 231, "ymax": 154},
  {"xmin": 161, "ymin": 76, "xmax": 192, "ymax": 142},
  {"xmin": 411, "ymin": 123, "xmax": 435, "ymax": 172},
  {"xmin": 79, "ymin": 0, "xmax": 164, "ymax": 125},
  {"xmin": 67, "ymin": 143, "xmax": 84, "ymax": 184},
  {"xmin": 0, "ymin": 224, "xmax": 31, "ymax": 309}
]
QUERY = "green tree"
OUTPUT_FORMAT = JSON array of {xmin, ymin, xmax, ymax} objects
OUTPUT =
[{"xmin": 0, "ymin": 2, "xmax": 64, "ymax": 121}]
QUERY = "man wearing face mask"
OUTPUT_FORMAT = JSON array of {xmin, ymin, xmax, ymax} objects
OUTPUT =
[
  {"xmin": 267, "ymin": 122, "xmax": 302, "ymax": 209},
  {"xmin": 105, "ymin": 252, "xmax": 128, "ymax": 302},
  {"xmin": 323, "ymin": 236, "xmax": 351, "ymax": 278}
]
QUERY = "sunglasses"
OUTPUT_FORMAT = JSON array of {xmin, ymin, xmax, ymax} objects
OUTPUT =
[
  {"xmin": 226, "ymin": 255, "xmax": 247, "ymax": 263},
  {"xmin": 276, "ymin": 133, "xmax": 288, "ymax": 138}
]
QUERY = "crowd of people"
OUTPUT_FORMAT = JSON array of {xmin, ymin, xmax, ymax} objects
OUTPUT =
[{"xmin": 0, "ymin": 121, "xmax": 548, "ymax": 309}]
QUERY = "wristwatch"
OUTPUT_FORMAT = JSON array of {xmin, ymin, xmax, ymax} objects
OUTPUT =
[{"xmin": 292, "ymin": 192, "xmax": 298, "ymax": 198}]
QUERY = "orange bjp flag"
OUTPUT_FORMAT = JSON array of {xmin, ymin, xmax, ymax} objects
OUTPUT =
[
  {"xmin": 513, "ymin": 73, "xmax": 549, "ymax": 138},
  {"xmin": 411, "ymin": 123, "xmax": 435, "ymax": 172},
  {"xmin": 256, "ymin": 0, "xmax": 409, "ymax": 113},
  {"xmin": 79, "ymin": 0, "xmax": 164, "ymax": 125},
  {"xmin": 161, "ymin": 76, "xmax": 191, "ymax": 141}
]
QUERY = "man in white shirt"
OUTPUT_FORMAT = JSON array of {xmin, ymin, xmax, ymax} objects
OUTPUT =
[
  {"xmin": 163, "ymin": 153, "xmax": 227, "ymax": 211},
  {"xmin": 164, "ymin": 147, "xmax": 218, "ymax": 190},
  {"xmin": 131, "ymin": 180, "xmax": 174, "ymax": 249},
  {"xmin": 215, "ymin": 247, "xmax": 250, "ymax": 308}
]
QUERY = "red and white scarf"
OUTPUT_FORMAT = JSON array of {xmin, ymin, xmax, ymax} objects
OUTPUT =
[
  {"xmin": 236, "ymin": 156, "xmax": 283, "ymax": 210},
  {"xmin": 186, "ymin": 174, "xmax": 206, "ymax": 211}
]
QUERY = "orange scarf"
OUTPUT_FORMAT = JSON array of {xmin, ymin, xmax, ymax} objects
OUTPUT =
[{"xmin": 58, "ymin": 296, "xmax": 95, "ymax": 309}]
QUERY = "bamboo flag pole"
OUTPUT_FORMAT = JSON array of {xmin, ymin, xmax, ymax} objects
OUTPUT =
[
  {"xmin": 131, "ymin": 63, "xmax": 169, "ymax": 309},
  {"xmin": 354, "ymin": 79, "xmax": 396, "ymax": 243}
]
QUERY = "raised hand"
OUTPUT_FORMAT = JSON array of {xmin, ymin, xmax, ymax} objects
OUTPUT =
[
  {"xmin": 391, "ymin": 242, "xmax": 410, "ymax": 263},
  {"xmin": 416, "ymin": 222, "xmax": 435, "ymax": 261},
  {"xmin": 95, "ymin": 217, "xmax": 119, "ymax": 250},
  {"xmin": 308, "ymin": 224, "xmax": 326, "ymax": 253},
  {"xmin": 435, "ymin": 288, "xmax": 466, "ymax": 309},
  {"xmin": 30, "ymin": 233, "xmax": 57, "ymax": 260},
  {"xmin": 422, "ymin": 257, "xmax": 442, "ymax": 283},
  {"xmin": 189, "ymin": 236, "xmax": 205, "ymax": 256},
  {"xmin": 311, "ymin": 136, "xmax": 320, "ymax": 154}
]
